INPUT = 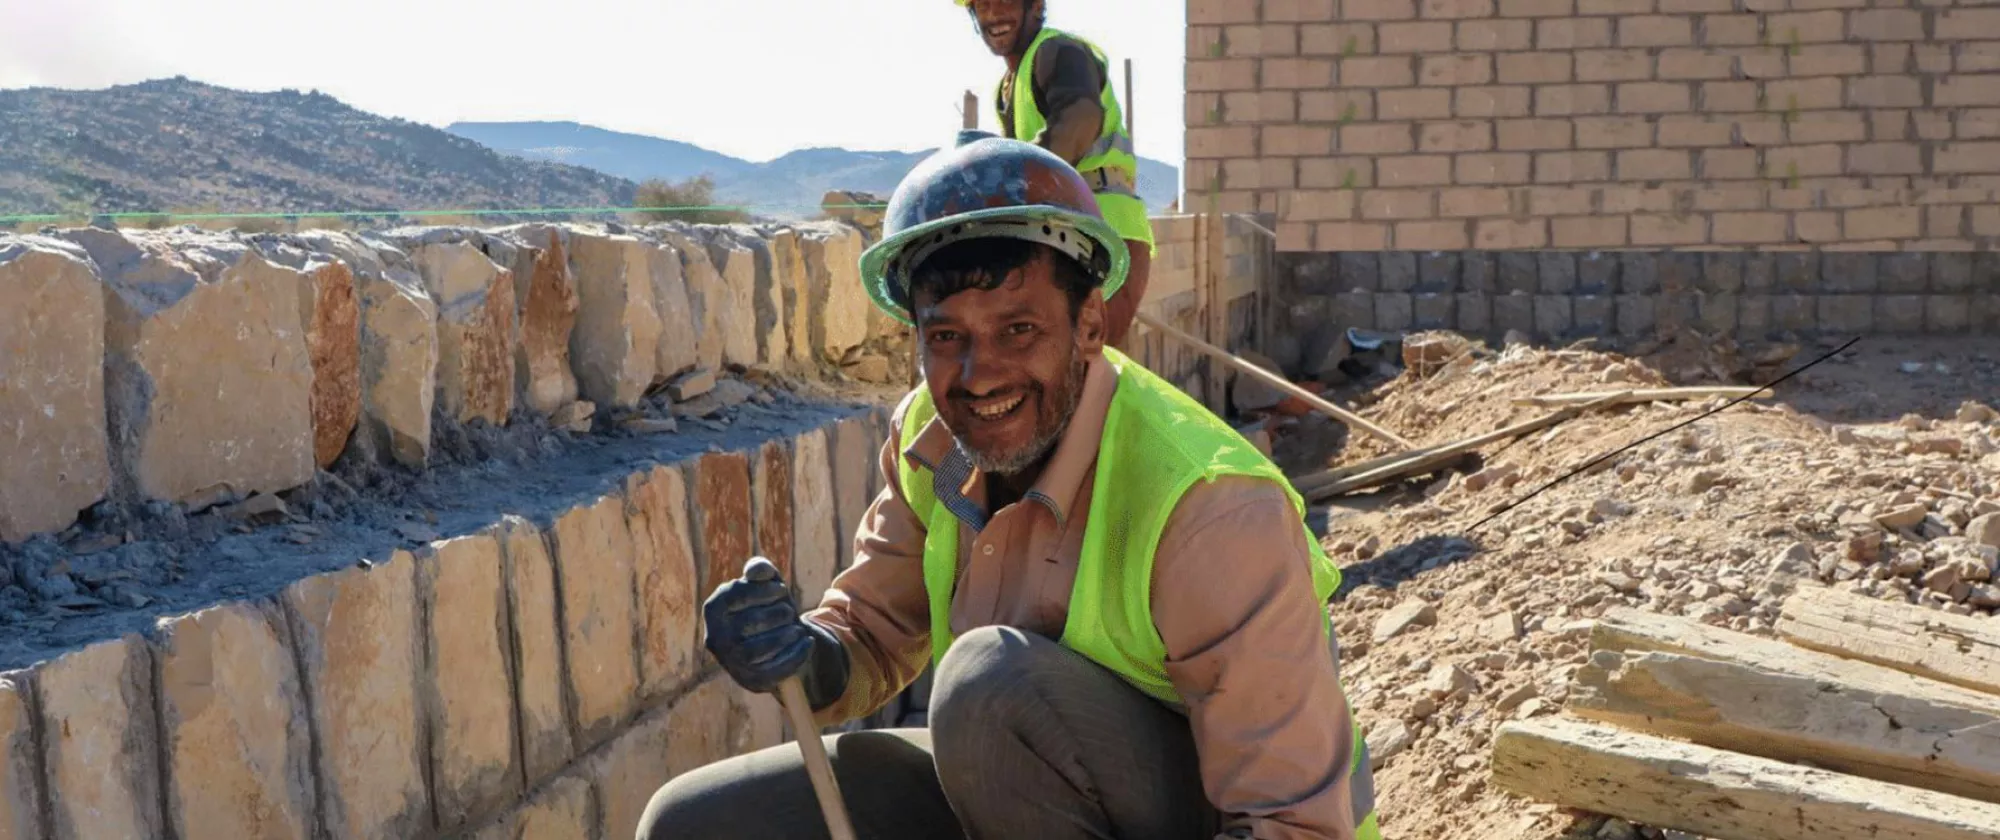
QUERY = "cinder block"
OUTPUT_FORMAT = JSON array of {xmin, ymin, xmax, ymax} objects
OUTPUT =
[
  {"xmin": 1772, "ymin": 295, "xmax": 1817, "ymax": 334},
  {"xmin": 1495, "ymin": 292, "xmax": 1535, "ymax": 335},
  {"xmin": 1286, "ymin": 253, "xmax": 1343, "ymax": 296},
  {"xmin": 1931, "ymin": 253, "xmax": 1974, "ymax": 293},
  {"xmin": 1414, "ymin": 293, "xmax": 1454, "ymax": 330},
  {"xmin": 1379, "ymin": 252, "xmax": 1418, "ymax": 292},
  {"xmin": 1697, "ymin": 292, "xmax": 1739, "ymax": 336},
  {"xmin": 1700, "ymin": 253, "xmax": 1744, "ymax": 293},
  {"xmin": 1742, "ymin": 253, "xmax": 1777, "ymax": 293},
  {"xmin": 1657, "ymin": 290, "xmax": 1698, "ymax": 334},
  {"xmin": 1574, "ymin": 295, "xmax": 1614, "ymax": 335},
  {"xmin": 1576, "ymin": 251, "xmax": 1618, "ymax": 294},
  {"xmin": 1538, "ymin": 252, "xmax": 1579, "ymax": 293},
  {"xmin": 1977, "ymin": 292, "xmax": 2000, "ymax": 330},
  {"xmin": 1616, "ymin": 294, "xmax": 1657, "ymax": 337},
  {"xmin": 1457, "ymin": 292, "xmax": 1494, "ymax": 335},
  {"xmin": 1818, "ymin": 295, "xmax": 1875, "ymax": 334},
  {"xmin": 1498, "ymin": 253, "xmax": 1539, "ymax": 294},
  {"xmin": 1775, "ymin": 252, "xmax": 1820, "ymax": 293},
  {"xmin": 1338, "ymin": 253, "xmax": 1381, "ymax": 291},
  {"xmin": 1878, "ymin": 253, "xmax": 1929, "ymax": 293},
  {"xmin": 1973, "ymin": 253, "xmax": 2000, "ymax": 294},
  {"xmin": 1820, "ymin": 253, "xmax": 1880, "ymax": 293},
  {"xmin": 1658, "ymin": 252, "xmax": 1701, "ymax": 291},
  {"xmin": 1619, "ymin": 252, "xmax": 1660, "ymax": 293},
  {"xmin": 1335, "ymin": 290, "xmax": 1377, "ymax": 328},
  {"xmin": 1877, "ymin": 295, "xmax": 1927, "ymax": 333},
  {"xmin": 1375, "ymin": 293, "xmax": 1415, "ymax": 331},
  {"xmin": 1928, "ymin": 295, "xmax": 1972, "ymax": 333},
  {"xmin": 1737, "ymin": 295, "xmax": 1773, "ymax": 340},
  {"xmin": 1417, "ymin": 251, "xmax": 1460, "ymax": 293},
  {"xmin": 1461, "ymin": 252, "xmax": 1498, "ymax": 292}
]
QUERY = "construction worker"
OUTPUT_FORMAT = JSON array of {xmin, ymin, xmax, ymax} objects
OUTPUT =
[
  {"xmin": 958, "ymin": 0, "xmax": 1154, "ymax": 350},
  {"xmin": 636, "ymin": 138, "xmax": 1379, "ymax": 840}
]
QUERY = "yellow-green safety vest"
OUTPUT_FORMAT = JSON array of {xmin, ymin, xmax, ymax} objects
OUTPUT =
[
  {"xmin": 999, "ymin": 26, "xmax": 1155, "ymax": 252},
  {"xmin": 894, "ymin": 347, "xmax": 1379, "ymax": 838}
]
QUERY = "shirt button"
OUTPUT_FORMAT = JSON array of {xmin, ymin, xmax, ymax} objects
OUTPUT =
[{"xmin": 982, "ymin": 544, "xmax": 995, "ymax": 556}]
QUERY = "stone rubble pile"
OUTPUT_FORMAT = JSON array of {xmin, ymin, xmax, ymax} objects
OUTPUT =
[{"xmin": 0, "ymin": 220, "xmax": 899, "ymax": 544}]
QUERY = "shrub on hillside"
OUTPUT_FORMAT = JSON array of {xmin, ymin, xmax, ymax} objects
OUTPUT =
[{"xmin": 633, "ymin": 175, "xmax": 747, "ymax": 225}]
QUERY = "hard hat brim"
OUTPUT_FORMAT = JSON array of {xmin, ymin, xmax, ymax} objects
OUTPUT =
[{"xmin": 858, "ymin": 204, "xmax": 1130, "ymax": 327}]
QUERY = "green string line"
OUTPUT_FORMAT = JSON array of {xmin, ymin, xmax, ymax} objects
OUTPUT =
[{"xmin": 0, "ymin": 202, "xmax": 894, "ymax": 226}]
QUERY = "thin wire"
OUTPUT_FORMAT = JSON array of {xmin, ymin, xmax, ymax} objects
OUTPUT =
[
  {"xmin": 1465, "ymin": 335, "xmax": 1863, "ymax": 534},
  {"xmin": 0, "ymin": 202, "xmax": 893, "ymax": 226}
]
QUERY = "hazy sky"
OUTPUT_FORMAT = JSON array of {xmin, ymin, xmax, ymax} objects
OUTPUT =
[{"xmin": 0, "ymin": 0, "xmax": 1188, "ymax": 166}]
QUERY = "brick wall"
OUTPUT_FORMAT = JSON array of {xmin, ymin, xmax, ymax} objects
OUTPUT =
[{"xmin": 1186, "ymin": 0, "xmax": 2000, "ymax": 251}]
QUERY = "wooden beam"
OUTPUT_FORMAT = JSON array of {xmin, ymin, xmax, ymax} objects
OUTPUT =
[
  {"xmin": 1133, "ymin": 310, "xmax": 1413, "ymax": 449},
  {"xmin": 1777, "ymin": 585, "xmax": 2000, "ymax": 698},
  {"xmin": 1492, "ymin": 717, "xmax": 2000, "ymax": 840},
  {"xmin": 1298, "ymin": 391, "xmax": 1628, "ymax": 501},
  {"xmin": 962, "ymin": 90, "xmax": 979, "ymax": 130},
  {"xmin": 1568, "ymin": 647, "xmax": 2000, "ymax": 804},
  {"xmin": 1511, "ymin": 386, "xmax": 1772, "ymax": 408}
]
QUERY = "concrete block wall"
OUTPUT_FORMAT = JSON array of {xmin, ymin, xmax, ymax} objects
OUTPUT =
[
  {"xmin": 1272, "ymin": 248, "xmax": 2000, "ymax": 352},
  {"xmin": 1186, "ymin": 0, "xmax": 2000, "ymax": 251},
  {"xmin": 0, "ymin": 407, "xmax": 892, "ymax": 840}
]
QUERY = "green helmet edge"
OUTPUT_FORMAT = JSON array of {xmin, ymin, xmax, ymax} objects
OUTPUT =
[{"xmin": 858, "ymin": 204, "xmax": 1131, "ymax": 328}]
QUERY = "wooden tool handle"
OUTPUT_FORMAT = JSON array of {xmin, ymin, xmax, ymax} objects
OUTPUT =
[{"xmin": 777, "ymin": 676, "xmax": 859, "ymax": 840}]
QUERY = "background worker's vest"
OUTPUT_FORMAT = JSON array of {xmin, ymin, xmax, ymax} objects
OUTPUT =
[
  {"xmin": 896, "ymin": 348, "xmax": 1378, "ymax": 838},
  {"xmin": 999, "ymin": 26, "xmax": 1155, "ymax": 252}
]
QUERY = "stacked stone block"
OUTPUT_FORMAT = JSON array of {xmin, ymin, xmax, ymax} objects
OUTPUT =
[
  {"xmin": 1187, "ymin": 0, "xmax": 2000, "ymax": 251},
  {"xmin": 0, "ymin": 403, "xmax": 892, "ymax": 840}
]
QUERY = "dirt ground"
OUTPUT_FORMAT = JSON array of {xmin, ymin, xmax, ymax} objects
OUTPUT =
[{"xmin": 1280, "ymin": 331, "xmax": 2000, "ymax": 840}]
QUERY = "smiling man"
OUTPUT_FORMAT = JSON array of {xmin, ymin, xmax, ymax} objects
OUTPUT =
[
  {"xmin": 957, "ymin": 0, "xmax": 1153, "ymax": 350},
  {"xmin": 637, "ymin": 138, "xmax": 1379, "ymax": 840}
]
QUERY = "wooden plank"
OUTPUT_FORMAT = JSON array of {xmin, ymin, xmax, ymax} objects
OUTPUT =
[
  {"xmin": 1568, "ymin": 648, "xmax": 2000, "ymax": 804},
  {"xmin": 1511, "ymin": 386, "xmax": 1773, "ymax": 407},
  {"xmin": 1300, "ymin": 392, "xmax": 1628, "ymax": 501},
  {"xmin": 1778, "ymin": 585, "xmax": 2000, "ymax": 698},
  {"xmin": 1492, "ymin": 717, "xmax": 2000, "ymax": 840}
]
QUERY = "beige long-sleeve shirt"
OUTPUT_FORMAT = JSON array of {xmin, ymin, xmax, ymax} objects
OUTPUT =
[{"xmin": 802, "ymin": 351, "xmax": 1360, "ymax": 840}]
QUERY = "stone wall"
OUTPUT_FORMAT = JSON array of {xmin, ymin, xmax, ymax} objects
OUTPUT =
[
  {"xmin": 0, "ymin": 406, "xmax": 890, "ymax": 840},
  {"xmin": 1186, "ymin": 0, "xmax": 2000, "ymax": 251},
  {"xmin": 1269, "ymin": 248, "xmax": 2000, "ymax": 361}
]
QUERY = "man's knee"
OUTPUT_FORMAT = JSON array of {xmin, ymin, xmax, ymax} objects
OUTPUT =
[
  {"xmin": 633, "ymin": 766, "xmax": 729, "ymax": 840},
  {"xmin": 929, "ymin": 627, "xmax": 1068, "ymax": 742}
]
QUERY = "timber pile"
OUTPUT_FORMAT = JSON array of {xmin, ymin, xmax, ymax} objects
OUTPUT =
[{"xmin": 1491, "ymin": 584, "xmax": 2000, "ymax": 840}]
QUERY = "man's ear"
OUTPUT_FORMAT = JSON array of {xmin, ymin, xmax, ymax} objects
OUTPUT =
[{"xmin": 1074, "ymin": 290, "xmax": 1107, "ymax": 355}]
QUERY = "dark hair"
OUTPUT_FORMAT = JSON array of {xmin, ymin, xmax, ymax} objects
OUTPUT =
[{"xmin": 897, "ymin": 237, "xmax": 1097, "ymax": 325}]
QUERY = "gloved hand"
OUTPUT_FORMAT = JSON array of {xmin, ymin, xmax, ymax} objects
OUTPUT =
[{"xmin": 702, "ymin": 557, "xmax": 849, "ymax": 708}]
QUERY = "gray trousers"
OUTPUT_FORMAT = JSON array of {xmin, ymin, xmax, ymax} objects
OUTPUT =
[{"xmin": 636, "ymin": 626, "xmax": 1224, "ymax": 839}]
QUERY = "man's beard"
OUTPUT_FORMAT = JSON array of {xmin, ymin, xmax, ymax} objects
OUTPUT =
[{"xmin": 956, "ymin": 353, "xmax": 1087, "ymax": 478}]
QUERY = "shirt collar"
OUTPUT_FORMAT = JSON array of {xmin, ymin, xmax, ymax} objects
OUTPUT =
[{"xmin": 903, "ymin": 351, "xmax": 1119, "ymax": 527}]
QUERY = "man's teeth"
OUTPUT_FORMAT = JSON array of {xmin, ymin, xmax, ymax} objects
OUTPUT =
[{"xmin": 972, "ymin": 395, "xmax": 1023, "ymax": 419}]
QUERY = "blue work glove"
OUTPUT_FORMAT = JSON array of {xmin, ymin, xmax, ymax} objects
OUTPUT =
[{"xmin": 703, "ymin": 557, "xmax": 849, "ymax": 709}]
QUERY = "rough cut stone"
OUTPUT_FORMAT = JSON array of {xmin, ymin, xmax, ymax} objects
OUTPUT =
[
  {"xmin": 474, "ymin": 774, "xmax": 593, "ymax": 840},
  {"xmin": 250, "ymin": 236, "xmax": 363, "ymax": 468},
  {"xmin": 764, "ymin": 227, "xmax": 815, "ymax": 369},
  {"xmin": 1, "ymin": 671, "xmax": 44, "ymax": 840},
  {"xmin": 560, "ymin": 227, "xmax": 664, "ymax": 409},
  {"xmin": 60, "ymin": 228, "xmax": 314, "ymax": 506},
  {"xmin": 729, "ymin": 682, "xmax": 786, "ymax": 753},
  {"xmin": 696, "ymin": 226, "xmax": 762, "ymax": 367},
  {"xmin": 35, "ymin": 635, "xmax": 164, "ymax": 840},
  {"xmin": 0, "ymin": 236, "xmax": 110, "ymax": 541},
  {"xmin": 717, "ymin": 226, "xmax": 787, "ymax": 366},
  {"xmin": 754, "ymin": 439, "xmax": 797, "ymax": 583},
  {"xmin": 498, "ymin": 226, "xmax": 581, "ymax": 416},
  {"xmin": 1373, "ymin": 600, "xmax": 1438, "ymax": 643},
  {"xmin": 595, "ymin": 707, "xmax": 673, "ymax": 840},
  {"xmin": 623, "ymin": 466, "xmax": 702, "ymax": 702},
  {"xmin": 497, "ymin": 516, "xmax": 573, "ymax": 786},
  {"xmin": 799, "ymin": 223, "xmax": 870, "ymax": 363},
  {"xmin": 693, "ymin": 450, "xmax": 755, "ymax": 598},
  {"xmin": 281, "ymin": 550, "xmax": 430, "ymax": 840},
  {"xmin": 154, "ymin": 600, "xmax": 315, "ymax": 840},
  {"xmin": 640, "ymin": 236, "xmax": 699, "ymax": 382},
  {"xmin": 791, "ymin": 428, "xmax": 840, "ymax": 610},
  {"xmin": 295, "ymin": 233, "xmax": 436, "ymax": 468},
  {"xmin": 407, "ymin": 240, "xmax": 516, "ymax": 425},
  {"xmin": 665, "ymin": 678, "xmax": 736, "ymax": 778},
  {"xmin": 828, "ymin": 414, "xmax": 878, "ymax": 575},
  {"xmin": 550, "ymin": 494, "xmax": 641, "ymax": 750},
  {"xmin": 419, "ymin": 534, "xmax": 521, "ymax": 828},
  {"xmin": 643, "ymin": 226, "xmax": 728, "ymax": 372}
]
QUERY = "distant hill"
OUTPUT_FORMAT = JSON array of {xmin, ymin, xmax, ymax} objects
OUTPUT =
[
  {"xmin": 0, "ymin": 78, "xmax": 635, "ymax": 219},
  {"xmin": 447, "ymin": 121, "xmax": 1183, "ymax": 220}
]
